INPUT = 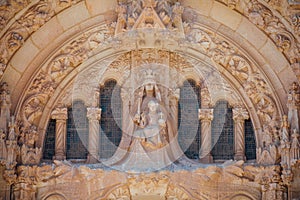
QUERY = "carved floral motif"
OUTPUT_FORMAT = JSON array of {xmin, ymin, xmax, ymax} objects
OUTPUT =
[
  {"xmin": 19, "ymin": 25, "xmax": 112, "ymax": 133},
  {"xmin": 0, "ymin": 0, "xmax": 83, "ymax": 77},
  {"xmin": 188, "ymin": 25, "xmax": 279, "ymax": 140},
  {"xmin": 217, "ymin": 0, "xmax": 300, "ymax": 76}
]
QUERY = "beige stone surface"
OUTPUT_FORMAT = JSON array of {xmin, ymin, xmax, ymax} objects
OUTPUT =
[
  {"xmin": 86, "ymin": 0, "xmax": 117, "ymax": 16},
  {"xmin": 57, "ymin": 2, "xmax": 91, "ymax": 31},
  {"xmin": 10, "ymin": 39, "xmax": 39, "ymax": 73},
  {"xmin": 210, "ymin": 2, "xmax": 242, "ymax": 31},
  {"xmin": 31, "ymin": 17, "xmax": 64, "ymax": 49},
  {"xmin": 259, "ymin": 40, "xmax": 289, "ymax": 74},
  {"xmin": 181, "ymin": 0, "xmax": 214, "ymax": 16},
  {"xmin": 236, "ymin": 18, "xmax": 268, "ymax": 50}
]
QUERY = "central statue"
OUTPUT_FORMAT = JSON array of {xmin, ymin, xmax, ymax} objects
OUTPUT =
[{"xmin": 103, "ymin": 69, "xmax": 196, "ymax": 172}]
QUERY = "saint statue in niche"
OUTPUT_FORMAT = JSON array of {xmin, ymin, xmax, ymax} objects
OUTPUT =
[{"xmin": 103, "ymin": 69, "xmax": 196, "ymax": 172}]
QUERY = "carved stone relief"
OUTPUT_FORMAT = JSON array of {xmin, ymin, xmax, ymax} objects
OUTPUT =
[
  {"xmin": 216, "ymin": 0, "xmax": 300, "ymax": 68},
  {"xmin": 18, "ymin": 24, "xmax": 112, "ymax": 137},
  {"xmin": 187, "ymin": 25, "xmax": 280, "ymax": 139},
  {"xmin": 0, "ymin": 0, "xmax": 83, "ymax": 77},
  {"xmin": 10, "ymin": 160, "xmax": 264, "ymax": 200}
]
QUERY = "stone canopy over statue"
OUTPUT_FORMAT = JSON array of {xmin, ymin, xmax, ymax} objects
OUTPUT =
[{"xmin": 103, "ymin": 68, "xmax": 195, "ymax": 172}]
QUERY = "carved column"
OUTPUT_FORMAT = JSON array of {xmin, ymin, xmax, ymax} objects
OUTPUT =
[
  {"xmin": 51, "ymin": 107, "xmax": 68, "ymax": 160},
  {"xmin": 233, "ymin": 107, "xmax": 249, "ymax": 161},
  {"xmin": 86, "ymin": 107, "xmax": 101, "ymax": 164},
  {"xmin": 199, "ymin": 109, "xmax": 213, "ymax": 163}
]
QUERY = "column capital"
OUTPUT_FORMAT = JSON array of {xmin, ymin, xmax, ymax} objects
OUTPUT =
[
  {"xmin": 233, "ymin": 107, "xmax": 249, "ymax": 121},
  {"xmin": 87, "ymin": 107, "xmax": 101, "ymax": 121},
  {"xmin": 199, "ymin": 109, "xmax": 213, "ymax": 121},
  {"xmin": 200, "ymin": 87, "xmax": 211, "ymax": 108},
  {"xmin": 51, "ymin": 107, "xmax": 68, "ymax": 120}
]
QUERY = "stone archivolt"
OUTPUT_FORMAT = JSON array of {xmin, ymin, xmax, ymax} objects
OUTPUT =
[
  {"xmin": 0, "ymin": 0, "xmax": 83, "ymax": 77},
  {"xmin": 217, "ymin": 0, "xmax": 300, "ymax": 75},
  {"xmin": 16, "ymin": 11, "xmax": 282, "ymax": 153},
  {"xmin": 0, "ymin": 0, "xmax": 299, "ymax": 79},
  {"xmin": 0, "ymin": 0, "xmax": 300, "ymax": 199}
]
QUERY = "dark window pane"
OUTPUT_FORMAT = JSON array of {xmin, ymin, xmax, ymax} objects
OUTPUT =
[
  {"xmin": 245, "ymin": 119, "xmax": 256, "ymax": 160},
  {"xmin": 178, "ymin": 79, "xmax": 201, "ymax": 159},
  {"xmin": 43, "ymin": 119, "xmax": 56, "ymax": 160},
  {"xmin": 100, "ymin": 80, "xmax": 122, "ymax": 159},
  {"xmin": 212, "ymin": 101, "xmax": 234, "ymax": 160},
  {"xmin": 66, "ymin": 101, "xmax": 88, "ymax": 159}
]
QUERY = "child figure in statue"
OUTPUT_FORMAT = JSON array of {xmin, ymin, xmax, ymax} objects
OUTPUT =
[
  {"xmin": 103, "ymin": 69, "xmax": 197, "ymax": 172},
  {"xmin": 134, "ymin": 100, "xmax": 167, "ymax": 150}
]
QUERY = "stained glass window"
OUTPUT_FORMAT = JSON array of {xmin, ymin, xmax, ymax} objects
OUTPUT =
[
  {"xmin": 100, "ymin": 80, "xmax": 122, "ymax": 159},
  {"xmin": 66, "ymin": 100, "xmax": 89, "ymax": 159},
  {"xmin": 43, "ymin": 119, "xmax": 56, "ymax": 160},
  {"xmin": 178, "ymin": 79, "xmax": 201, "ymax": 159},
  {"xmin": 245, "ymin": 118, "xmax": 256, "ymax": 160},
  {"xmin": 211, "ymin": 100, "xmax": 234, "ymax": 160}
]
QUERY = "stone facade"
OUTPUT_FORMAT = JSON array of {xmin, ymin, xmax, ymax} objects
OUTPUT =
[{"xmin": 0, "ymin": 0, "xmax": 300, "ymax": 199}]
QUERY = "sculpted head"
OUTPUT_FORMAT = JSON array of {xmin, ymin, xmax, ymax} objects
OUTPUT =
[{"xmin": 148, "ymin": 100, "xmax": 158, "ymax": 112}]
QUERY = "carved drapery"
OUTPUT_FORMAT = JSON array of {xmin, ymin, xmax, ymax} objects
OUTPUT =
[
  {"xmin": 233, "ymin": 107, "xmax": 249, "ymax": 161},
  {"xmin": 51, "ymin": 107, "xmax": 68, "ymax": 161},
  {"xmin": 199, "ymin": 108, "xmax": 214, "ymax": 163},
  {"xmin": 86, "ymin": 107, "xmax": 101, "ymax": 164}
]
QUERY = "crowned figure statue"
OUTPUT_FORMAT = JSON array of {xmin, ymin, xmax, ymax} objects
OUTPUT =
[{"xmin": 103, "ymin": 69, "xmax": 196, "ymax": 172}]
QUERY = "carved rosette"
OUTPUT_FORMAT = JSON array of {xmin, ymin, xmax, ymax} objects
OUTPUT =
[
  {"xmin": 217, "ymin": 0, "xmax": 300, "ymax": 75},
  {"xmin": 51, "ymin": 107, "xmax": 68, "ymax": 161},
  {"xmin": 189, "ymin": 25, "xmax": 279, "ymax": 144},
  {"xmin": 0, "ymin": 0, "xmax": 84, "ymax": 77}
]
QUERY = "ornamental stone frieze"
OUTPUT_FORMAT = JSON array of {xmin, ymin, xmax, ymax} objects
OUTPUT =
[
  {"xmin": 216, "ymin": 0, "xmax": 300, "ymax": 75},
  {"xmin": 12, "ymin": 160, "xmax": 264, "ymax": 199},
  {"xmin": 18, "ymin": 24, "xmax": 112, "ymax": 133},
  {"xmin": 187, "ymin": 25, "xmax": 280, "ymax": 137},
  {"xmin": 0, "ymin": 0, "xmax": 298, "ymax": 81},
  {"xmin": 0, "ymin": 0, "xmax": 84, "ymax": 77}
]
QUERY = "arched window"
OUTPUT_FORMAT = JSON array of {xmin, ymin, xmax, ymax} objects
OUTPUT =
[
  {"xmin": 245, "ymin": 119, "xmax": 256, "ymax": 160},
  {"xmin": 178, "ymin": 79, "xmax": 201, "ymax": 159},
  {"xmin": 100, "ymin": 80, "xmax": 122, "ymax": 159},
  {"xmin": 212, "ymin": 100, "xmax": 234, "ymax": 161},
  {"xmin": 43, "ymin": 119, "xmax": 56, "ymax": 160},
  {"xmin": 66, "ymin": 100, "xmax": 89, "ymax": 159}
]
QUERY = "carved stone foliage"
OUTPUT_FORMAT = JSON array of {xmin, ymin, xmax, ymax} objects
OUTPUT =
[
  {"xmin": 19, "ymin": 24, "xmax": 112, "ymax": 132},
  {"xmin": 0, "ymin": 0, "xmax": 31, "ymax": 31},
  {"xmin": 217, "ymin": 0, "xmax": 300, "ymax": 76},
  {"xmin": 114, "ymin": 0, "xmax": 186, "ymax": 36},
  {"xmin": 12, "ymin": 161, "xmax": 264, "ymax": 200},
  {"xmin": 0, "ymin": 0, "xmax": 83, "ymax": 77},
  {"xmin": 188, "ymin": 25, "xmax": 279, "ymax": 140}
]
